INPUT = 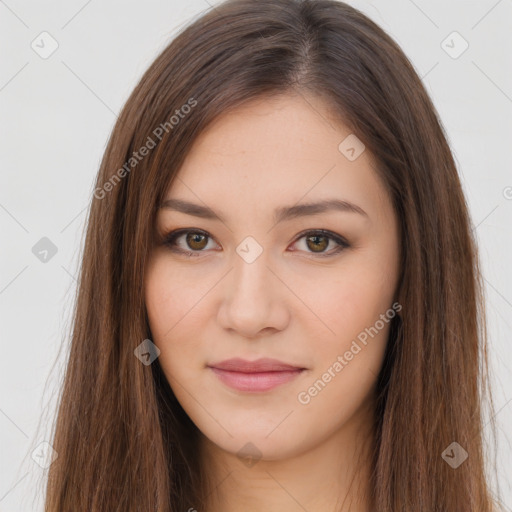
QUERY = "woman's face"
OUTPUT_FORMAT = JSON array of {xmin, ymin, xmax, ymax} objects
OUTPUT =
[{"xmin": 145, "ymin": 92, "xmax": 400, "ymax": 461}]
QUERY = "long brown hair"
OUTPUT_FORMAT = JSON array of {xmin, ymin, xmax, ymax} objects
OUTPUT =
[{"xmin": 40, "ymin": 0, "xmax": 501, "ymax": 510}]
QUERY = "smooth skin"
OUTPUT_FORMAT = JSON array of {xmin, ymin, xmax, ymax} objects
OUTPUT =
[{"xmin": 144, "ymin": 92, "xmax": 400, "ymax": 512}]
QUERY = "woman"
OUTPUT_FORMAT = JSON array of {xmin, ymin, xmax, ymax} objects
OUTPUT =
[{"xmin": 43, "ymin": 0, "xmax": 501, "ymax": 510}]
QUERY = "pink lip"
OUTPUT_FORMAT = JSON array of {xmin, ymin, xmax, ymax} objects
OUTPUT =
[{"xmin": 208, "ymin": 358, "xmax": 306, "ymax": 392}]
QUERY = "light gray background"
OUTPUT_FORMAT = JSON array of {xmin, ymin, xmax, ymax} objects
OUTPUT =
[{"xmin": 1, "ymin": 1, "xmax": 511, "ymax": 510}]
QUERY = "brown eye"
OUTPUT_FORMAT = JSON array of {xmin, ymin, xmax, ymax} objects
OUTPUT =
[
  {"xmin": 291, "ymin": 229, "xmax": 350, "ymax": 258},
  {"xmin": 162, "ymin": 229, "xmax": 216, "ymax": 257},
  {"xmin": 186, "ymin": 232, "xmax": 208, "ymax": 250},
  {"xmin": 305, "ymin": 234, "xmax": 329, "ymax": 252}
]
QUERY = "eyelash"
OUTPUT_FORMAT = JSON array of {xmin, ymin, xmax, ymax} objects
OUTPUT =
[{"xmin": 161, "ymin": 228, "xmax": 350, "ymax": 259}]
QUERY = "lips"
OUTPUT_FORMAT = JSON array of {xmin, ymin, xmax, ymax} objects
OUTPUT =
[
  {"xmin": 208, "ymin": 357, "xmax": 304, "ymax": 373},
  {"xmin": 207, "ymin": 358, "xmax": 306, "ymax": 392}
]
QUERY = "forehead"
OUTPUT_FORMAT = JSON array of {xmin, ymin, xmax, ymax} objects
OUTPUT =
[{"xmin": 163, "ymin": 93, "xmax": 391, "ymax": 221}]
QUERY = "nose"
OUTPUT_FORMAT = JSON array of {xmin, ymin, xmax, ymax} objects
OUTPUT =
[{"xmin": 216, "ymin": 248, "xmax": 290, "ymax": 339}]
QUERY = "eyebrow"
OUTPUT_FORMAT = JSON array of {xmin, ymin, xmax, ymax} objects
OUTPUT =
[{"xmin": 159, "ymin": 197, "xmax": 368, "ymax": 224}]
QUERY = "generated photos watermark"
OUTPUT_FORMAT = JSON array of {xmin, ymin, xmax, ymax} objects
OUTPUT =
[
  {"xmin": 94, "ymin": 97, "xmax": 197, "ymax": 200},
  {"xmin": 297, "ymin": 301, "xmax": 402, "ymax": 405}
]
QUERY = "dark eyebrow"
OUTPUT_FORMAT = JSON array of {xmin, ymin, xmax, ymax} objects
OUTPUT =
[{"xmin": 159, "ymin": 197, "xmax": 368, "ymax": 224}]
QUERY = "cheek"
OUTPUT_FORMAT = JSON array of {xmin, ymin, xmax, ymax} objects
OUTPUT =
[
  {"xmin": 144, "ymin": 260, "xmax": 204, "ymax": 380},
  {"xmin": 310, "ymin": 283, "xmax": 392, "ymax": 378},
  {"xmin": 292, "ymin": 257, "xmax": 397, "ymax": 392},
  {"xmin": 291, "ymin": 261, "xmax": 395, "ymax": 344},
  {"xmin": 145, "ymin": 258, "xmax": 203, "ymax": 340},
  {"xmin": 295, "ymin": 275, "xmax": 394, "ymax": 423}
]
